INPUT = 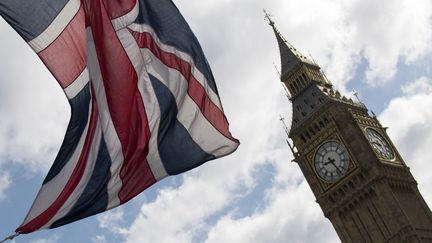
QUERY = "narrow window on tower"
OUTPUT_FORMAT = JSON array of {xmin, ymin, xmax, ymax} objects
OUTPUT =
[
  {"xmin": 293, "ymin": 82, "xmax": 300, "ymax": 92},
  {"xmin": 300, "ymin": 135, "xmax": 306, "ymax": 143},
  {"xmin": 324, "ymin": 117, "xmax": 330, "ymax": 124},
  {"xmin": 295, "ymin": 79, "xmax": 302, "ymax": 90},
  {"xmin": 309, "ymin": 128, "xmax": 316, "ymax": 136},
  {"xmin": 299, "ymin": 76, "xmax": 306, "ymax": 86},
  {"xmin": 289, "ymin": 84, "xmax": 295, "ymax": 94}
]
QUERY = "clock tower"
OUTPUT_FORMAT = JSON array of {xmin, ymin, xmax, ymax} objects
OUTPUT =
[{"xmin": 266, "ymin": 13, "xmax": 432, "ymax": 242}]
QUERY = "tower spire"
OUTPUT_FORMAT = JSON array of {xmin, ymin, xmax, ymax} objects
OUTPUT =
[{"xmin": 264, "ymin": 10, "xmax": 317, "ymax": 80}]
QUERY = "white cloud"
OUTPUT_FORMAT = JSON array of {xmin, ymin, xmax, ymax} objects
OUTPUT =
[
  {"xmin": 97, "ymin": 207, "xmax": 128, "ymax": 236},
  {"xmin": 205, "ymin": 181, "xmax": 338, "ymax": 243},
  {"xmin": 346, "ymin": 0, "xmax": 432, "ymax": 84},
  {"xmin": 29, "ymin": 234, "xmax": 60, "ymax": 243},
  {"xmin": 91, "ymin": 235, "xmax": 107, "ymax": 243},
  {"xmin": 0, "ymin": 172, "xmax": 11, "ymax": 201},
  {"xmin": 401, "ymin": 77, "xmax": 432, "ymax": 96}
]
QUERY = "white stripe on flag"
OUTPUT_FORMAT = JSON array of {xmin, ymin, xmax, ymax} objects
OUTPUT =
[
  {"xmin": 21, "ymin": 95, "xmax": 92, "ymax": 226},
  {"xmin": 28, "ymin": 0, "xmax": 81, "ymax": 53},
  {"xmin": 128, "ymin": 23, "xmax": 223, "ymax": 110},
  {"xmin": 87, "ymin": 29, "xmax": 125, "ymax": 209},
  {"xmin": 111, "ymin": 1, "xmax": 139, "ymax": 31},
  {"xmin": 143, "ymin": 49, "xmax": 238, "ymax": 156},
  {"xmin": 117, "ymin": 28, "xmax": 168, "ymax": 180},
  {"xmin": 64, "ymin": 68, "xmax": 90, "ymax": 99}
]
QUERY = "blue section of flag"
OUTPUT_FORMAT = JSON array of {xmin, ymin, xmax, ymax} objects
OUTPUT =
[
  {"xmin": 0, "ymin": 0, "xmax": 69, "ymax": 41},
  {"xmin": 136, "ymin": 0, "xmax": 218, "ymax": 94},
  {"xmin": 150, "ymin": 74, "xmax": 215, "ymax": 175},
  {"xmin": 43, "ymin": 82, "xmax": 91, "ymax": 184},
  {"xmin": 50, "ymin": 136, "xmax": 112, "ymax": 229}
]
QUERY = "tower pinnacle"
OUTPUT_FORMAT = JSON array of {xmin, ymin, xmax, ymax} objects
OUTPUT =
[{"xmin": 264, "ymin": 10, "xmax": 318, "ymax": 80}]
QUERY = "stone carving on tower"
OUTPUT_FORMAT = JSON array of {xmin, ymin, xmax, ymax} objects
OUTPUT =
[{"xmin": 265, "ymin": 11, "xmax": 432, "ymax": 242}]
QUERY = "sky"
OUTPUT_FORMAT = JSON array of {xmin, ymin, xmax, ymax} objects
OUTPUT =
[{"xmin": 0, "ymin": 0, "xmax": 432, "ymax": 242}]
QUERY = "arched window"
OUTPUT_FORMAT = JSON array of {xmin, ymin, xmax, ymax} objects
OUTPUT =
[
  {"xmin": 300, "ymin": 135, "xmax": 306, "ymax": 143},
  {"xmin": 289, "ymin": 84, "xmax": 295, "ymax": 93},
  {"xmin": 293, "ymin": 82, "xmax": 299, "ymax": 92},
  {"xmin": 298, "ymin": 76, "xmax": 306, "ymax": 86},
  {"xmin": 299, "ymin": 76, "xmax": 306, "ymax": 86},
  {"xmin": 295, "ymin": 79, "xmax": 302, "ymax": 90},
  {"xmin": 309, "ymin": 128, "xmax": 316, "ymax": 136}
]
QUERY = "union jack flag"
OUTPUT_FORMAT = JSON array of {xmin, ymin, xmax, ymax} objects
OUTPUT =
[{"xmin": 0, "ymin": 0, "xmax": 239, "ymax": 234}]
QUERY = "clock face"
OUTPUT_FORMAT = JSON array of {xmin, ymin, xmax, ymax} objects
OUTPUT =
[
  {"xmin": 365, "ymin": 128, "xmax": 395, "ymax": 160},
  {"xmin": 314, "ymin": 141, "xmax": 350, "ymax": 182}
]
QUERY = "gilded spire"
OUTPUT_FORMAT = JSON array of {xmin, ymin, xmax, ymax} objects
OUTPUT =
[{"xmin": 264, "ymin": 10, "xmax": 317, "ymax": 79}]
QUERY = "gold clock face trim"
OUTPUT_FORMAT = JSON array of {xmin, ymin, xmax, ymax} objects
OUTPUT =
[
  {"xmin": 365, "ymin": 128, "xmax": 395, "ymax": 160},
  {"xmin": 314, "ymin": 141, "xmax": 350, "ymax": 183}
]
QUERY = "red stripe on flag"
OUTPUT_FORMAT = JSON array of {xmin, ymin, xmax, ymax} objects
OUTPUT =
[
  {"xmin": 38, "ymin": 4, "xmax": 87, "ymax": 89},
  {"xmin": 16, "ymin": 86, "xmax": 99, "ymax": 234},
  {"xmin": 103, "ymin": 0, "xmax": 136, "ymax": 20},
  {"xmin": 131, "ymin": 31, "xmax": 238, "ymax": 142},
  {"xmin": 85, "ymin": 0, "xmax": 156, "ymax": 203}
]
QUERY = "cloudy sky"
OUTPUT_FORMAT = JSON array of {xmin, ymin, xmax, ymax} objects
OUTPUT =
[{"xmin": 1, "ymin": 0, "xmax": 432, "ymax": 242}]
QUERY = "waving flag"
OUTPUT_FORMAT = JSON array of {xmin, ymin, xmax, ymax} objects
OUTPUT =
[{"xmin": 0, "ymin": 0, "xmax": 239, "ymax": 234}]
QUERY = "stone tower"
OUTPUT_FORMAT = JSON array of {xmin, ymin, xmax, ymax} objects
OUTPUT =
[{"xmin": 266, "ymin": 13, "xmax": 432, "ymax": 242}]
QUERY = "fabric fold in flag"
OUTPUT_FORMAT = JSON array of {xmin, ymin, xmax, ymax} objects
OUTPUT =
[{"xmin": 0, "ymin": 0, "xmax": 239, "ymax": 234}]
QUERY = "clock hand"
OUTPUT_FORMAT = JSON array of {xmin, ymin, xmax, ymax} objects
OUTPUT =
[
  {"xmin": 371, "ymin": 142, "xmax": 387, "ymax": 156},
  {"xmin": 326, "ymin": 157, "xmax": 343, "ymax": 175},
  {"xmin": 371, "ymin": 141, "xmax": 383, "ymax": 147},
  {"xmin": 332, "ymin": 163, "xmax": 344, "ymax": 175},
  {"xmin": 324, "ymin": 158, "xmax": 336, "ymax": 166}
]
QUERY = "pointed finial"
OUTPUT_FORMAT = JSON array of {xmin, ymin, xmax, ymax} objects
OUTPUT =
[
  {"xmin": 280, "ymin": 115, "xmax": 290, "ymax": 136},
  {"xmin": 352, "ymin": 90, "xmax": 367, "ymax": 109},
  {"xmin": 308, "ymin": 53, "xmax": 319, "ymax": 66},
  {"xmin": 265, "ymin": 11, "xmax": 318, "ymax": 79},
  {"xmin": 280, "ymin": 115, "xmax": 299, "ymax": 162},
  {"xmin": 353, "ymin": 90, "xmax": 364, "ymax": 104},
  {"xmin": 264, "ymin": 10, "xmax": 288, "ymax": 44},
  {"xmin": 273, "ymin": 62, "xmax": 281, "ymax": 78},
  {"xmin": 263, "ymin": 9, "xmax": 275, "ymax": 26},
  {"xmin": 353, "ymin": 90, "xmax": 361, "ymax": 103}
]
